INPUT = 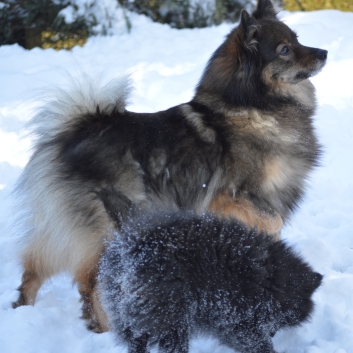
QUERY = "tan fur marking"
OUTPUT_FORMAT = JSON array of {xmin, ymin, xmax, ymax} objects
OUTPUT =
[
  {"xmin": 226, "ymin": 109, "xmax": 298, "ymax": 144},
  {"xmin": 12, "ymin": 257, "xmax": 45, "ymax": 307},
  {"xmin": 209, "ymin": 192, "xmax": 283, "ymax": 239},
  {"xmin": 182, "ymin": 105, "xmax": 216, "ymax": 143},
  {"xmin": 227, "ymin": 108, "xmax": 276, "ymax": 133},
  {"xmin": 194, "ymin": 95, "xmax": 292, "ymax": 143},
  {"xmin": 248, "ymin": 110, "xmax": 279, "ymax": 133},
  {"xmin": 263, "ymin": 156, "xmax": 288, "ymax": 192},
  {"xmin": 261, "ymin": 63, "xmax": 276, "ymax": 86},
  {"xmin": 262, "ymin": 63, "xmax": 316, "ymax": 108},
  {"xmin": 285, "ymin": 79, "xmax": 316, "ymax": 108},
  {"xmin": 91, "ymin": 287, "xmax": 109, "ymax": 332},
  {"xmin": 263, "ymin": 155, "xmax": 310, "ymax": 196},
  {"xmin": 75, "ymin": 252, "xmax": 108, "ymax": 333}
]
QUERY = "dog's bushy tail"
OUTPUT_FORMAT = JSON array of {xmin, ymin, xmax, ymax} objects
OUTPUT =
[
  {"xmin": 12, "ymin": 73, "xmax": 132, "ymax": 271},
  {"xmin": 28, "ymin": 73, "xmax": 132, "ymax": 144}
]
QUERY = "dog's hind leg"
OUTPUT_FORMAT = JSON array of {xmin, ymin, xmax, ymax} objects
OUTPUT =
[
  {"xmin": 75, "ymin": 256, "xmax": 109, "ymax": 333},
  {"xmin": 243, "ymin": 337, "xmax": 275, "ymax": 353},
  {"xmin": 231, "ymin": 329, "xmax": 275, "ymax": 353},
  {"xmin": 91, "ymin": 285, "xmax": 109, "ymax": 332},
  {"xmin": 12, "ymin": 255, "xmax": 47, "ymax": 308}
]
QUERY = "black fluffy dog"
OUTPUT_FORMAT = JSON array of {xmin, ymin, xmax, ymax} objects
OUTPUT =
[{"xmin": 99, "ymin": 213, "xmax": 322, "ymax": 353}]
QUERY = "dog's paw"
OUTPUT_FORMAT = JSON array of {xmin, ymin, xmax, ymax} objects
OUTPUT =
[
  {"xmin": 86, "ymin": 318, "xmax": 106, "ymax": 334},
  {"xmin": 12, "ymin": 292, "xmax": 27, "ymax": 308}
]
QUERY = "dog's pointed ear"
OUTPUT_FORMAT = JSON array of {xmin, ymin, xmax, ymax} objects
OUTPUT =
[
  {"xmin": 253, "ymin": 0, "xmax": 278, "ymax": 20},
  {"xmin": 241, "ymin": 10, "xmax": 258, "ymax": 53}
]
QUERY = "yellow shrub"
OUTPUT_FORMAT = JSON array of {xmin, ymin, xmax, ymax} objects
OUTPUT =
[
  {"xmin": 41, "ymin": 31, "xmax": 87, "ymax": 50},
  {"xmin": 283, "ymin": 0, "xmax": 353, "ymax": 11}
]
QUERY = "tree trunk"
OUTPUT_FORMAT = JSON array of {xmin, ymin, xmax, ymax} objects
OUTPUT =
[{"xmin": 25, "ymin": 27, "xmax": 42, "ymax": 49}]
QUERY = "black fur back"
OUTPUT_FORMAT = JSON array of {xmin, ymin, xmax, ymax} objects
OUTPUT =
[{"xmin": 99, "ymin": 213, "xmax": 322, "ymax": 353}]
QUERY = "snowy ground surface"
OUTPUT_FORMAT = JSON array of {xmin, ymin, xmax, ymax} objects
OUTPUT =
[{"xmin": 0, "ymin": 8, "xmax": 353, "ymax": 353}]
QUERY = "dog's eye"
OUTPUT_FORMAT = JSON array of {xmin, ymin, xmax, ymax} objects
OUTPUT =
[{"xmin": 280, "ymin": 46, "xmax": 290, "ymax": 55}]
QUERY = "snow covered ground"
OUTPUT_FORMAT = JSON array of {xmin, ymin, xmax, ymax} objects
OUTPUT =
[{"xmin": 0, "ymin": 8, "xmax": 353, "ymax": 353}]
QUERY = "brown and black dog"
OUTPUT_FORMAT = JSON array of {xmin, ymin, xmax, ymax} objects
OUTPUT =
[{"xmin": 13, "ymin": 0, "xmax": 326, "ymax": 332}]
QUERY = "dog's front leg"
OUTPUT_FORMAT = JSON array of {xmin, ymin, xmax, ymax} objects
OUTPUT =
[{"xmin": 159, "ymin": 327, "xmax": 189, "ymax": 353}]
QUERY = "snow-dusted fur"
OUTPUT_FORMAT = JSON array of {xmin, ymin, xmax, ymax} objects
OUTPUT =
[
  {"xmin": 99, "ymin": 212, "xmax": 323, "ymax": 353},
  {"xmin": 12, "ymin": 74, "xmax": 132, "ymax": 332}
]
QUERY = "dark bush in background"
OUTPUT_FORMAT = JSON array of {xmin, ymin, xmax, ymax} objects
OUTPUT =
[
  {"xmin": 0, "ymin": 0, "xmax": 255, "ymax": 49},
  {"xmin": 119, "ymin": 0, "xmax": 253, "ymax": 29},
  {"xmin": 0, "ymin": 0, "xmax": 352, "ymax": 50},
  {"xmin": 0, "ymin": 0, "xmax": 95, "ymax": 49}
]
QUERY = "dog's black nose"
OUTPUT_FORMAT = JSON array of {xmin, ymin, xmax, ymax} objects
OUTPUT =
[{"xmin": 317, "ymin": 49, "xmax": 328, "ymax": 60}]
